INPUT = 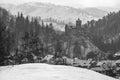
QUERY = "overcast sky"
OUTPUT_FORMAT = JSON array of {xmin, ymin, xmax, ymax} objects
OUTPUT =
[{"xmin": 0, "ymin": 0, "xmax": 120, "ymax": 8}]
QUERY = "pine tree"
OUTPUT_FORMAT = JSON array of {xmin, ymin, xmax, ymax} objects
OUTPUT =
[{"xmin": 73, "ymin": 41, "xmax": 81, "ymax": 59}]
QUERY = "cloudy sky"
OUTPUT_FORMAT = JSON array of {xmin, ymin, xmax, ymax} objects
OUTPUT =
[{"xmin": 0, "ymin": 0, "xmax": 120, "ymax": 8}]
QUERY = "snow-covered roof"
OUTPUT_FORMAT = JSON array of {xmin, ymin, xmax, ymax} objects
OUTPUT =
[
  {"xmin": 44, "ymin": 55, "xmax": 54, "ymax": 61},
  {"xmin": 91, "ymin": 67, "xmax": 103, "ymax": 72},
  {"xmin": 115, "ymin": 60, "xmax": 120, "ymax": 63},
  {"xmin": 74, "ymin": 59, "xmax": 90, "ymax": 67},
  {"xmin": 114, "ymin": 52, "xmax": 120, "ymax": 56}
]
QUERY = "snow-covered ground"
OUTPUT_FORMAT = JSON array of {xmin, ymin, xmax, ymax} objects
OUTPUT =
[{"xmin": 0, "ymin": 63, "xmax": 117, "ymax": 80}]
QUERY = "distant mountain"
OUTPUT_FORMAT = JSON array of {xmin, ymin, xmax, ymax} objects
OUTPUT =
[
  {"xmin": 98, "ymin": 7, "xmax": 120, "ymax": 12},
  {"xmin": 0, "ymin": 2, "xmax": 108, "ymax": 24},
  {"xmin": 84, "ymin": 8, "xmax": 107, "ymax": 17}
]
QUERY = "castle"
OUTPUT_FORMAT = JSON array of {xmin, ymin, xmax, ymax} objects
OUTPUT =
[
  {"xmin": 65, "ymin": 18, "xmax": 83, "ymax": 36},
  {"xmin": 64, "ymin": 19, "xmax": 99, "ymax": 59},
  {"xmin": 64, "ymin": 19, "xmax": 86, "ymax": 58}
]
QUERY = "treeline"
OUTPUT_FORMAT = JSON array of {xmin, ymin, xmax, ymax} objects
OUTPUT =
[
  {"xmin": 0, "ymin": 7, "xmax": 96, "ymax": 66},
  {"xmin": 0, "ymin": 7, "xmax": 68, "ymax": 66},
  {"xmin": 1, "ymin": 7, "xmax": 120, "ymax": 66},
  {"xmin": 85, "ymin": 11, "xmax": 120, "ymax": 53}
]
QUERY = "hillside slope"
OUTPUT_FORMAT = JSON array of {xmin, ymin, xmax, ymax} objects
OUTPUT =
[{"xmin": 0, "ymin": 63, "xmax": 117, "ymax": 80}]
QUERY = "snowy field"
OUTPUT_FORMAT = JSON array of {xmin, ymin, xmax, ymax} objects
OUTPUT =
[{"xmin": 0, "ymin": 63, "xmax": 117, "ymax": 80}]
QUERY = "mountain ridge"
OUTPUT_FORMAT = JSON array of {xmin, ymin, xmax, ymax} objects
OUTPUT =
[{"xmin": 0, "ymin": 2, "xmax": 108, "ymax": 24}]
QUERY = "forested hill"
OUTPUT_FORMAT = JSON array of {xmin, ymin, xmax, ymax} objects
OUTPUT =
[
  {"xmin": 0, "ymin": 6, "xmax": 120, "ymax": 66},
  {"xmin": 85, "ymin": 11, "xmax": 120, "ymax": 52}
]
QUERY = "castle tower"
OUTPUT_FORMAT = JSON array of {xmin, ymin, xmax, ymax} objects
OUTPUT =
[{"xmin": 76, "ymin": 18, "xmax": 82, "ymax": 29}]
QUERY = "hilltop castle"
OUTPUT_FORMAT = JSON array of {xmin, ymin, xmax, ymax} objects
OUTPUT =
[
  {"xmin": 65, "ymin": 18, "xmax": 83, "ymax": 36},
  {"xmin": 64, "ymin": 19, "xmax": 85, "ymax": 58},
  {"xmin": 64, "ymin": 19, "xmax": 99, "ymax": 59}
]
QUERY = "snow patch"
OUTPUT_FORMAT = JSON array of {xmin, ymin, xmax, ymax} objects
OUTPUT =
[{"xmin": 0, "ymin": 63, "xmax": 117, "ymax": 80}]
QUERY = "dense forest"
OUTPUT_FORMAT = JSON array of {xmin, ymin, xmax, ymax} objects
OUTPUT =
[
  {"xmin": 0, "ymin": 7, "xmax": 120, "ymax": 66},
  {"xmin": 0, "ymin": 7, "xmax": 64, "ymax": 65},
  {"xmin": 85, "ymin": 11, "xmax": 120, "ymax": 53}
]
